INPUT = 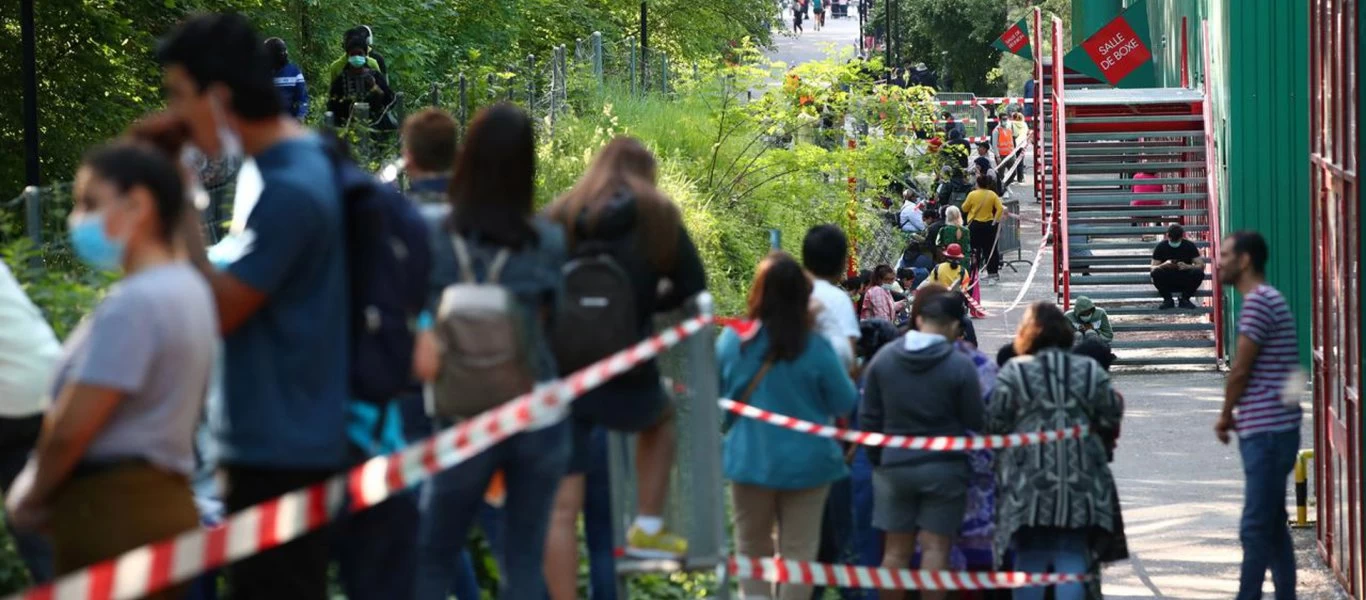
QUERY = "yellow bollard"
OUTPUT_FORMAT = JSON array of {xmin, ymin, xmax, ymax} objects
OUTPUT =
[{"xmin": 1292, "ymin": 449, "xmax": 1315, "ymax": 528}]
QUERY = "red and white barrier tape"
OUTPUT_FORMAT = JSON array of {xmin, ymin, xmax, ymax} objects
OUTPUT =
[
  {"xmin": 1003, "ymin": 213, "xmax": 1054, "ymax": 314},
  {"xmin": 6, "ymin": 313, "xmax": 715, "ymax": 600},
  {"xmin": 934, "ymin": 97, "xmax": 1025, "ymax": 107},
  {"xmin": 721, "ymin": 399, "xmax": 1087, "ymax": 450},
  {"xmin": 729, "ymin": 556, "xmax": 1089, "ymax": 590}
]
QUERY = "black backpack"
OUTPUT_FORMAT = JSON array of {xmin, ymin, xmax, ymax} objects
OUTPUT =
[
  {"xmin": 550, "ymin": 206, "xmax": 641, "ymax": 376},
  {"xmin": 322, "ymin": 134, "xmax": 432, "ymax": 404}
]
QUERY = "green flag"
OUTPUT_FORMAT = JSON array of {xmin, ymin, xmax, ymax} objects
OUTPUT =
[
  {"xmin": 1062, "ymin": 0, "xmax": 1157, "ymax": 88},
  {"xmin": 992, "ymin": 17, "xmax": 1033, "ymax": 59}
]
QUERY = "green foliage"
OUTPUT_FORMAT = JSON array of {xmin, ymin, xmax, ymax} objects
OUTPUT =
[
  {"xmin": 0, "ymin": 0, "xmax": 776, "ymax": 196},
  {"xmin": 1, "ymin": 238, "xmax": 110, "ymax": 338},
  {"xmin": 867, "ymin": 0, "xmax": 1009, "ymax": 94}
]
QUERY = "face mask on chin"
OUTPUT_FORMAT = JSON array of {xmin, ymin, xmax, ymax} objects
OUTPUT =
[{"xmin": 1168, "ymin": 239, "xmax": 1182, "ymax": 248}]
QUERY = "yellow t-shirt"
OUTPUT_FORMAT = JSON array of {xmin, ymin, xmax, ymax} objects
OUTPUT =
[
  {"xmin": 928, "ymin": 263, "xmax": 965, "ymax": 289},
  {"xmin": 962, "ymin": 189, "xmax": 1004, "ymax": 223}
]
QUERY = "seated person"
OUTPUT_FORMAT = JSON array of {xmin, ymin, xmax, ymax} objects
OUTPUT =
[
  {"xmin": 327, "ymin": 37, "xmax": 395, "ymax": 129},
  {"xmin": 1065, "ymin": 296, "xmax": 1113, "ymax": 346},
  {"xmin": 1150, "ymin": 224, "xmax": 1205, "ymax": 309},
  {"xmin": 898, "ymin": 191, "xmax": 926, "ymax": 233}
]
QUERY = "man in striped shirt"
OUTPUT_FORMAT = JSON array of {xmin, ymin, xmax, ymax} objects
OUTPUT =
[{"xmin": 1215, "ymin": 230, "xmax": 1302, "ymax": 600}]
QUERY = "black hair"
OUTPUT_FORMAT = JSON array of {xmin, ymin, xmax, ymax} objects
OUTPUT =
[
  {"xmin": 264, "ymin": 37, "xmax": 288, "ymax": 70},
  {"xmin": 996, "ymin": 343, "xmax": 1017, "ymax": 367},
  {"xmin": 873, "ymin": 264, "xmax": 894, "ymax": 282},
  {"xmin": 801, "ymin": 224, "xmax": 849, "ymax": 280},
  {"xmin": 747, "ymin": 252, "xmax": 813, "ymax": 362},
  {"xmin": 1167, "ymin": 223, "xmax": 1185, "ymax": 239},
  {"xmin": 157, "ymin": 13, "xmax": 282, "ymax": 119},
  {"xmin": 976, "ymin": 141, "xmax": 991, "ymax": 150},
  {"xmin": 81, "ymin": 141, "xmax": 186, "ymax": 242},
  {"xmin": 841, "ymin": 275, "xmax": 864, "ymax": 292},
  {"xmin": 1228, "ymin": 230, "xmax": 1269, "ymax": 275},
  {"xmin": 919, "ymin": 292, "xmax": 966, "ymax": 327},
  {"xmin": 976, "ymin": 174, "xmax": 993, "ymax": 189},
  {"xmin": 343, "ymin": 26, "xmax": 368, "ymax": 49},
  {"xmin": 1073, "ymin": 338, "xmax": 1115, "ymax": 371},
  {"xmin": 896, "ymin": 267, "xmax": 915, "ymax": 282},
  {"xmin": 448, "ymin": 104, "xmax": 539, "ymax": 249}
]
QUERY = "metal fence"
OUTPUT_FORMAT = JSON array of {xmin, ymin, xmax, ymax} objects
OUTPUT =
[{"xmin": 607, "ymin": 294, "xmax": 729, "ymax": 598}]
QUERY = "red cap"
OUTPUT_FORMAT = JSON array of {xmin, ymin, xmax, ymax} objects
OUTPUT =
[{"xmin": 944, "ymin": 243, "xmax": 965, "ymax": 259}]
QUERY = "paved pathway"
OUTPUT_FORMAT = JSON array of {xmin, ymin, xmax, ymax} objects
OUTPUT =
[
  {"xmin": 976, "ymin": 179, "xmax": 1344, "ymax": 600},
  {"xmin": 764, "ymin": 26, "xmax": 1347, "ymax": 599},
  {"xmin": 769, "ymin": 3, "xmax": 863, "ymax": 67}
]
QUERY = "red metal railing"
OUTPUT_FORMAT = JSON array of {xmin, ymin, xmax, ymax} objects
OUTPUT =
[
  {"xmin": 1033, "ymin": 7, "xmax": 1046, "ymax": 233},
  {"xmin": 1052, "ymin": 17, "xmax": 1070, "ymax": 309},
  {"xmin": 1199, "ymin": 22, "xmax": 1225, "ymax": 360},
  {"xmin": 1308, "ymin": 0, "xmax": 1362, "ymax": 593}
]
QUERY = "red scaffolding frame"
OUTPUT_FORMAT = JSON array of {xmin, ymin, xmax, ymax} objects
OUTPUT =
[{"xmin": 1310, "ymin": 0, "xmax": 1362, "ymax": 595}]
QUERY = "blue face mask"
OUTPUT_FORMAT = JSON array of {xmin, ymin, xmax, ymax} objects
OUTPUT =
[
  {"xmin": 68, "ymin": 213, "xmax": 126, "ymax": 272},
  {"xmin": 348, "ymin": 55, "xmax": 367, "ymax": 68}
]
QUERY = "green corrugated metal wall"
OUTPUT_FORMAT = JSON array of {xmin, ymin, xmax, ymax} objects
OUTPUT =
[
  {"xmin": 1221, "ymin": 0, "xmax": 1311, "ymax": 367},
  {"xmin": 1127, "ymin": 0, "xmax": 1312, "ymax": 366}
]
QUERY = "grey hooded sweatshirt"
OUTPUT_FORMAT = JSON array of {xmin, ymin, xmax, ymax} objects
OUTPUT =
[{"xmin": 859, "ymin": 331, "xmax": 985, "ymax": 467}]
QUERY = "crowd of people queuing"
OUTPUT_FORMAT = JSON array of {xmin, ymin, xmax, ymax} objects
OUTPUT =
[{"xmin": 0, "ymin": 11, "xmax": 1305, "ymax": 600}]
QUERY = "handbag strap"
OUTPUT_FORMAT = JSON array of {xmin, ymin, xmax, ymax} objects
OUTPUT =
[{"xmin": 738, "ymin": 358, "xmax": 775, "ymax": 405}]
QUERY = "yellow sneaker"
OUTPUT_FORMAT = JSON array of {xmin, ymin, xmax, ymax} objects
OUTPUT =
[{"xmin": 625, "ymin": 524, "xmax": 688, "ymax": 559}]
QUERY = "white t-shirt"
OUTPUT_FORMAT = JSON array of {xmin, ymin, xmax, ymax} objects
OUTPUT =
[
  {"xmin": 0, "ymin": 262, "xmax": 60, "ymax": 416},
  {"xmin": 811, "ymin": 278, "xmax": 860, "ymax": 371}
]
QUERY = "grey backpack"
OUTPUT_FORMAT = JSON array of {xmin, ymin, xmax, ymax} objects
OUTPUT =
[{"xmin": 431, "ymin": 235, "xmax": 536, "ymax": 419}]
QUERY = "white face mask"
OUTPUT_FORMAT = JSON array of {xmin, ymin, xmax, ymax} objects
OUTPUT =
[
  {"xmin": 208, "ymin": 95, "xmax": 244, "ymax": 163},
  {"xmin": 179, "ymin": 146, "xmax": 212, "ymax": 211}
]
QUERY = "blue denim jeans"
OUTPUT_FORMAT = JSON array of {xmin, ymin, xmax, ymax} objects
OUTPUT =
[
  {"xmin": 1011, "ymin": 528, "xmax": 1089, "ymax": 600},
  {"xmin": 415, "ymin": 420, "xmax": 571, "ymax": 600},
  {"xmin": 333, "ymin": 491, "xmax": 419, "ymax": 600},
  {"xmin": 846, "ymin": 447, "xmax": 880, "ymax": 600},
  {"xmin": 1236, "ymin": 428, "xmax": 1299, "ymax": 600},
  {"xmin": 451, "ymin": 504, "xmax": 503, "ymax": 600},
  {"xmin": 582, "ymin": 427, "xmax": 619, "ymax": 600}
]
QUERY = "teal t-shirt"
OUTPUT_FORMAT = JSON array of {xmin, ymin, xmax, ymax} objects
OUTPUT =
[
  {"xmin": 718, "ymin": 327, "xmax": 857, "ymax": 489},
  {"xmin": 211, "ymin": 135, "xmax": 349, "ymax": 469}
]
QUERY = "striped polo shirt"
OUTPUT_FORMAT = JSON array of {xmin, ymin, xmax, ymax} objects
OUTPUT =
[{"xmin": 1235, "ymin": 284, "xmax": 1303, "ymax": 437}]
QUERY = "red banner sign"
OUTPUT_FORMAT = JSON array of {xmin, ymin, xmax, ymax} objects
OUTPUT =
[{"xmin": 1082, "ymin": 17, "xmax": 1151, "ymax": 84}]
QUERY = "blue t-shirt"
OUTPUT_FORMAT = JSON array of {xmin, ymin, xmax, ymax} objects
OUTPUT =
[{"xmin": 209, "ymin": 135, "xmax": 349, "ymax": 469}]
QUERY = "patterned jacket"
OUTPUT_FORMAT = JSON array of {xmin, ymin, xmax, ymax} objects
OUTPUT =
[{"xmin": 986, "ymin": 347, "xmax": 1122, "ymax": 566}]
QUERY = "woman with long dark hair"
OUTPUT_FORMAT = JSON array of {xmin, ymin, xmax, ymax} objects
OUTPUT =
[
  {"xmin": 718, "ymin": 252, "xmax": 857, "ymax": 600},
  {"xmin": 540, "ymin": 137, "xmax": 708, "ymax": 597},
  {"xmin": 988, "ymin": 302, "xmax": 1123, "ymax": 600},
  {"xmin": 411, "ymin": 104, "xmax": 571, "ymax": 600},
  {"xmin": 6, "ymin": 142, "xmax": 215, "ymax": 598}
]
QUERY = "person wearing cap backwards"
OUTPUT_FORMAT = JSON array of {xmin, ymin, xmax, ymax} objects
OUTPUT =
[
  {"xmin": 1065, "ymin": 296, "xmax": 1114, "ymax": 346},
  {"xmin": 1150, "ymin": 224, "xmax": 1205, "ymax": 309}
]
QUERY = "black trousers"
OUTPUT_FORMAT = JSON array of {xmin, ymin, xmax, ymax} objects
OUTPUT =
[
  {"xmin": 0, "ymin": 414, "xmax": 51, "ymax": 582},
  {"xmin": 223, "ymin": 465, "xmax": 337, "ymax": 600},
  {"xmin": 968, "ymin": 220, "xmax": 1001, "ymax": 275},
  {"xmin": 1151, "ymin": 268, "xmax": 1204, "ymax": 300}
]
